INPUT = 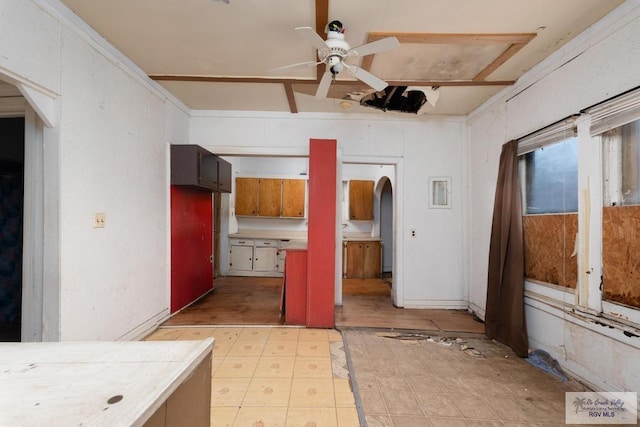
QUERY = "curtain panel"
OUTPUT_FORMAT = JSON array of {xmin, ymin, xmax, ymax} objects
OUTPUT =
[{"xmin": 486, "ymin": 140, "xmax": 529, "ymax": 357}]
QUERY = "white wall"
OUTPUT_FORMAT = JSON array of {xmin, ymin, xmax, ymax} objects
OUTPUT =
[
  {"xmin": 467, "ymin": 2, "xmax": 640, "ymax": 391},
  {"xmin": 1, "ymin": 0, "xmax": 190, "ymax": 340},
  {"xmin": 192, "ymin": 111, "xmax": 468, "ymax": 308}
]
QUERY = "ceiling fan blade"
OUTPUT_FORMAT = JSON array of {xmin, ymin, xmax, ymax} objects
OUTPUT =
[
  {"xmin": 295, "ymin": 26, "xmax": 328, "ymax": 51},
  {"xmin": 344, "ymin": 64, "xmax": 388, "ymax": 91},
  {"xmin": 315, "ymin": 71, "xmax": 332, "ymax": 99},
  {"xmin": 268, "ymin": 60, "xmax": 321, "ymax": 73},
  {"xmin": 347, "ymin": 36, "xmax": 400, "ymax": 57}
]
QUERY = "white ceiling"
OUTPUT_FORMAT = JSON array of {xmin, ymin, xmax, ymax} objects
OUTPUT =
[{"xmin": 59, "ymin": 0, "xmax": 624, "ymax": 115}]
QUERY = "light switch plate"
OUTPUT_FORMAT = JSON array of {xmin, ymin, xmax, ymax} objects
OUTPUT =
[{"xmin": 93, "ymin": 213, "xmax": 106, "ymax": 228}]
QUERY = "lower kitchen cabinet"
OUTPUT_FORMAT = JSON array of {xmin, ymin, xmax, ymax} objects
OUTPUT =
[
  {"xmin": 228, "ymin": 238, "xmax": 283, "ymax": 277},
  {"xmin": 254, "ymin": 245, "xmax": 278, "ymax": 272},
  {"xmin": 343, "ymin": 240, "xmax": 382, "ymax": 279},
  {"xmin": 229, "ymin": 240, "xmax": 254, "ymax": 272}
]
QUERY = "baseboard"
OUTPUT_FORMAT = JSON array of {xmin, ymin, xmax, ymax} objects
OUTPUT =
[
  {"xmin": 117, "ymin": 308, "xmax": 170, "ymax": 341},
  {"xmin": 468, "ymin": 303, "xmax": 486, "ymax": 321},
  {"xmin": 403, "ymin": 299, "xmax": 468, "ymax": 310}
]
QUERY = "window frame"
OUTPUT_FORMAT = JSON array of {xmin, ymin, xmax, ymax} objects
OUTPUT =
[{"xmin": 517, "ymin": 88, "xmax": 640, "ymax": 329}]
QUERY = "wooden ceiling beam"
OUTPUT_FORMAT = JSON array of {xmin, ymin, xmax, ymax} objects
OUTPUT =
[
  {"xmin": 330, "ymin": 79, "xmax": 516, "ymax": 87},
  {"xmin": 314, "ymin": 0, "xmax": 329, "ymax": 83},
  {"xmin": 149, "ymin": 74, "xmax": 515, "ymax": 87},
  {"xmin": 149, "ymin": 75, "xmax": 303, "ymax": 84},
  {"xmin": 284, "ymin": 82, "xmax": 298, "ymax": 113},
  {"xmin": 367, "ymin": 32, "xmax": 536, "ymax": 45},
  {"xmin": 473, "ymin": 43, "xmax": 529, "ymax": 81},
  {"xmin": 315, "ymin": 0, "xmax": 329, "ymax": 40}
]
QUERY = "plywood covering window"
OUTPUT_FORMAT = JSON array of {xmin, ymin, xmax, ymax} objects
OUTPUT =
[
  {"xmin": 520, "ymin": 136, "xmax": 578, "ymax": 288},
  {"xmin": 601, "ymin": 119, "xmax": 640, "ymax": 308},
  {"xmin": 523, "ymin": 214, "xmax": 577, "ymax": 288}
]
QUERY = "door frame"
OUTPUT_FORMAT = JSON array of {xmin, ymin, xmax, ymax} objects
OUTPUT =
[{"xmin": 340, "ymin": 156, "xmax": 404, "ymax": 307}]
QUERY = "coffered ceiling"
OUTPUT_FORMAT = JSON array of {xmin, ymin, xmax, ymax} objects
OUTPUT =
[{"xmin": 59, "ymin": 0, "xmax": 624, "ymax": 115}]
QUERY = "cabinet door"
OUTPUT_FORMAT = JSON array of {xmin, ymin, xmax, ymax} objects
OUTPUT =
[
  {"xmin": 217, "ymin": 158, "xmax": 232, "ymax": 193},
  {"xmin": 282, "ymin": 179, "xmax": 306, "ymax": 217},
  {"xmin": 349, "ymin": 180, "xmax": 374, "ymax": 220},
  {"xmin": 254, "ymin": 247, "xmax": 278, "ymax": 272},
  {"xmin": 258, "ymin": 178, "xmax": 282, "ymax": 217},
  {"xmin": 345, "ymin": 241, "xmax": 365, "ymax": 279},
  {"xmin": 277, "ymin": 250, "xmax": 286, "ymax": 273},
  {"xmin": 235, "ymin": 178, "xmax": 259, "ymax": 216},
  {"xmin": 229, "ymin": 245, "xmax": 253, "ymax": 271},
  {"xmin": 363, "ymin": 241, "xmax": 382, "ymax": 279}
]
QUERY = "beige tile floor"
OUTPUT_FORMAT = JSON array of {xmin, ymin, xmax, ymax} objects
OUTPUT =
[
  {"xmin": 145, "ymin": 326, "xmax": 360, "ymax": 426},
  {"xmin": 145, "ymin": 326, "xmax": 622, "ymax": 427}
]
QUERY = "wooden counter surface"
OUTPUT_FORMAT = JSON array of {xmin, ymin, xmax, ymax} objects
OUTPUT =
[{"xmin": 0, "ymin": 339, "xmax": 214, "ymax": 427}]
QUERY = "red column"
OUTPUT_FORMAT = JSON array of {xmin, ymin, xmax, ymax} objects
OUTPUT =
[
  {"xmin": 306, "ymin": 139, "xmax": 336, "ymax": 327},
  {"xmin": 284, "ymin": 249, "xmax": 307, "ymax": 325}
]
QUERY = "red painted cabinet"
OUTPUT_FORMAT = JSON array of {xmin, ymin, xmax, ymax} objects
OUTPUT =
[{"xmin": 170, "ymin": 186, "xmax": 213, "ymax": 313}]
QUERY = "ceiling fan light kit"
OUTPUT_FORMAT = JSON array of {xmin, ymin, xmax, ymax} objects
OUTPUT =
[{"xmin": 271, "ymin": 20, "xmax": 400, "ymax": 99}]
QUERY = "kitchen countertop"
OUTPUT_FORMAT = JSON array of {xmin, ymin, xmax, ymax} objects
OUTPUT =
[
  {"xmin": 229, "ymin": 230, "xmax": 308, "ymax": 249},
  {"xmin": 229, "ymin": 230, "xmax": 307, "ymax": 240},
  {"xmin": 342, "ymin": 232, "xmax": 382, "ymax": 241},
  {"xmin": 228, "ymin": 230, "xmax": 381, "ymax": 245}
]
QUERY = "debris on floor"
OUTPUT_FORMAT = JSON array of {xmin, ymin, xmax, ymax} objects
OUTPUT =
[
  {"xmin": 526, "ymin": 349, "xmax": 568, "ymax": 381},
  {"xmin": 376, "ymin": 332, "xmax": 486, "ymax": 358}
]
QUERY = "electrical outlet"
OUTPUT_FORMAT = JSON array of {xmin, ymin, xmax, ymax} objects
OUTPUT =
[
  {"xmin": 93, "ymin": 213, "xmax": 106, "ymax": 228},
  {"xmin": 410, "ymin": 229, "xmax": 416, "ymax": 238}
]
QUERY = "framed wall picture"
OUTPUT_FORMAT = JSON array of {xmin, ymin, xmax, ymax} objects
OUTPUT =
[{"xmin": 429, "ymin": 176, "xmax": 451, "ymax": 209}]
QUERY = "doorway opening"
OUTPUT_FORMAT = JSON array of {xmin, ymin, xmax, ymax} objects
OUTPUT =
[
  {"xmin": 165, "ymin": 154, "xmax": 309, "ymax": 326},
  {"xmin": 380, "ymin": 176, "xmax": 393, "ymax": 280},
  {"xmin": 337, "ymin": 166, "xmax": 401, "ymax": 328},
  {"xmin": 0, "ymin": 117, "xmax": 25, "ymax": 342}
]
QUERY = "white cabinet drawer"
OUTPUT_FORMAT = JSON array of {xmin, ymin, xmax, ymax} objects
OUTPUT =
[
  {"xmin": 229, "ymin": 238, "xmax": 253, "ymax": 246},
  {"xmin": 255, "ymin": 240, "xmax": 277, "ymax": 247}
]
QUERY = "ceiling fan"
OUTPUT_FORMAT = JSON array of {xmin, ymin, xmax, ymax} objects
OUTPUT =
[{"xmin": 271, "ymin": 20, "xmax": 400, "ymax": 99}]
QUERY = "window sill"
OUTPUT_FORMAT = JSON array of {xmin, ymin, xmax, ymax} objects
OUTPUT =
[{"xmin": 525, "ymin": 281, "xmax": 640, "ymax": 349}]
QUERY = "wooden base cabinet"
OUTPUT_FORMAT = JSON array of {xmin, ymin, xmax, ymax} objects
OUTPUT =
[{"xmin": 343, "ymin": 240, "xmax": 382, "ymax": 279}]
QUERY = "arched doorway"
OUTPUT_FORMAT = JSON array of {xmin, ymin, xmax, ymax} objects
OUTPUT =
[{"xmin": 379, "ymin": 177, "xmax": 393, "ymax": 280}]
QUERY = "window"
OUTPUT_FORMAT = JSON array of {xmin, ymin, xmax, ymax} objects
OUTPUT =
[
  {"xmin": 518, "ymin": 120, "xmax": 578, "ymax": 289},
  {"xmin": 524, "ymin": 137, "xmax": 579, "ymax": 214},
  {"xmin": 601, "ymin": 118, "xmax": 640, "ymax": 309},
  {"xmin": 519, "ymin": 87, "xmax": 640, "ymax": 325},
  {"xmin": 603, "ymin": 120, "xmax": 640, "ymax": 206}
]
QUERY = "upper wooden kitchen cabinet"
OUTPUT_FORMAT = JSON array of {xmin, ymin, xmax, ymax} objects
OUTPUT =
[
  {"xmin": 235, "ymin": 177, "xmax": 306, "ymax": 218},
  {"xmin": 343, "ymin": 240, "xmax": 382, "ymax": 279},
  {"xmin": 282, "ymin": 179, "xmax": 306, "ymax": 217},
  {"xmin": 235, "ymin": 177, "xmax": 259, "ymax": 216},
  {"xmin": 349, "ymin": 180, "xmax": 374, "ymax": 220},
  {"xmin": 258, "ymin": 178, "xmax": 282, "ymax": 217}
]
